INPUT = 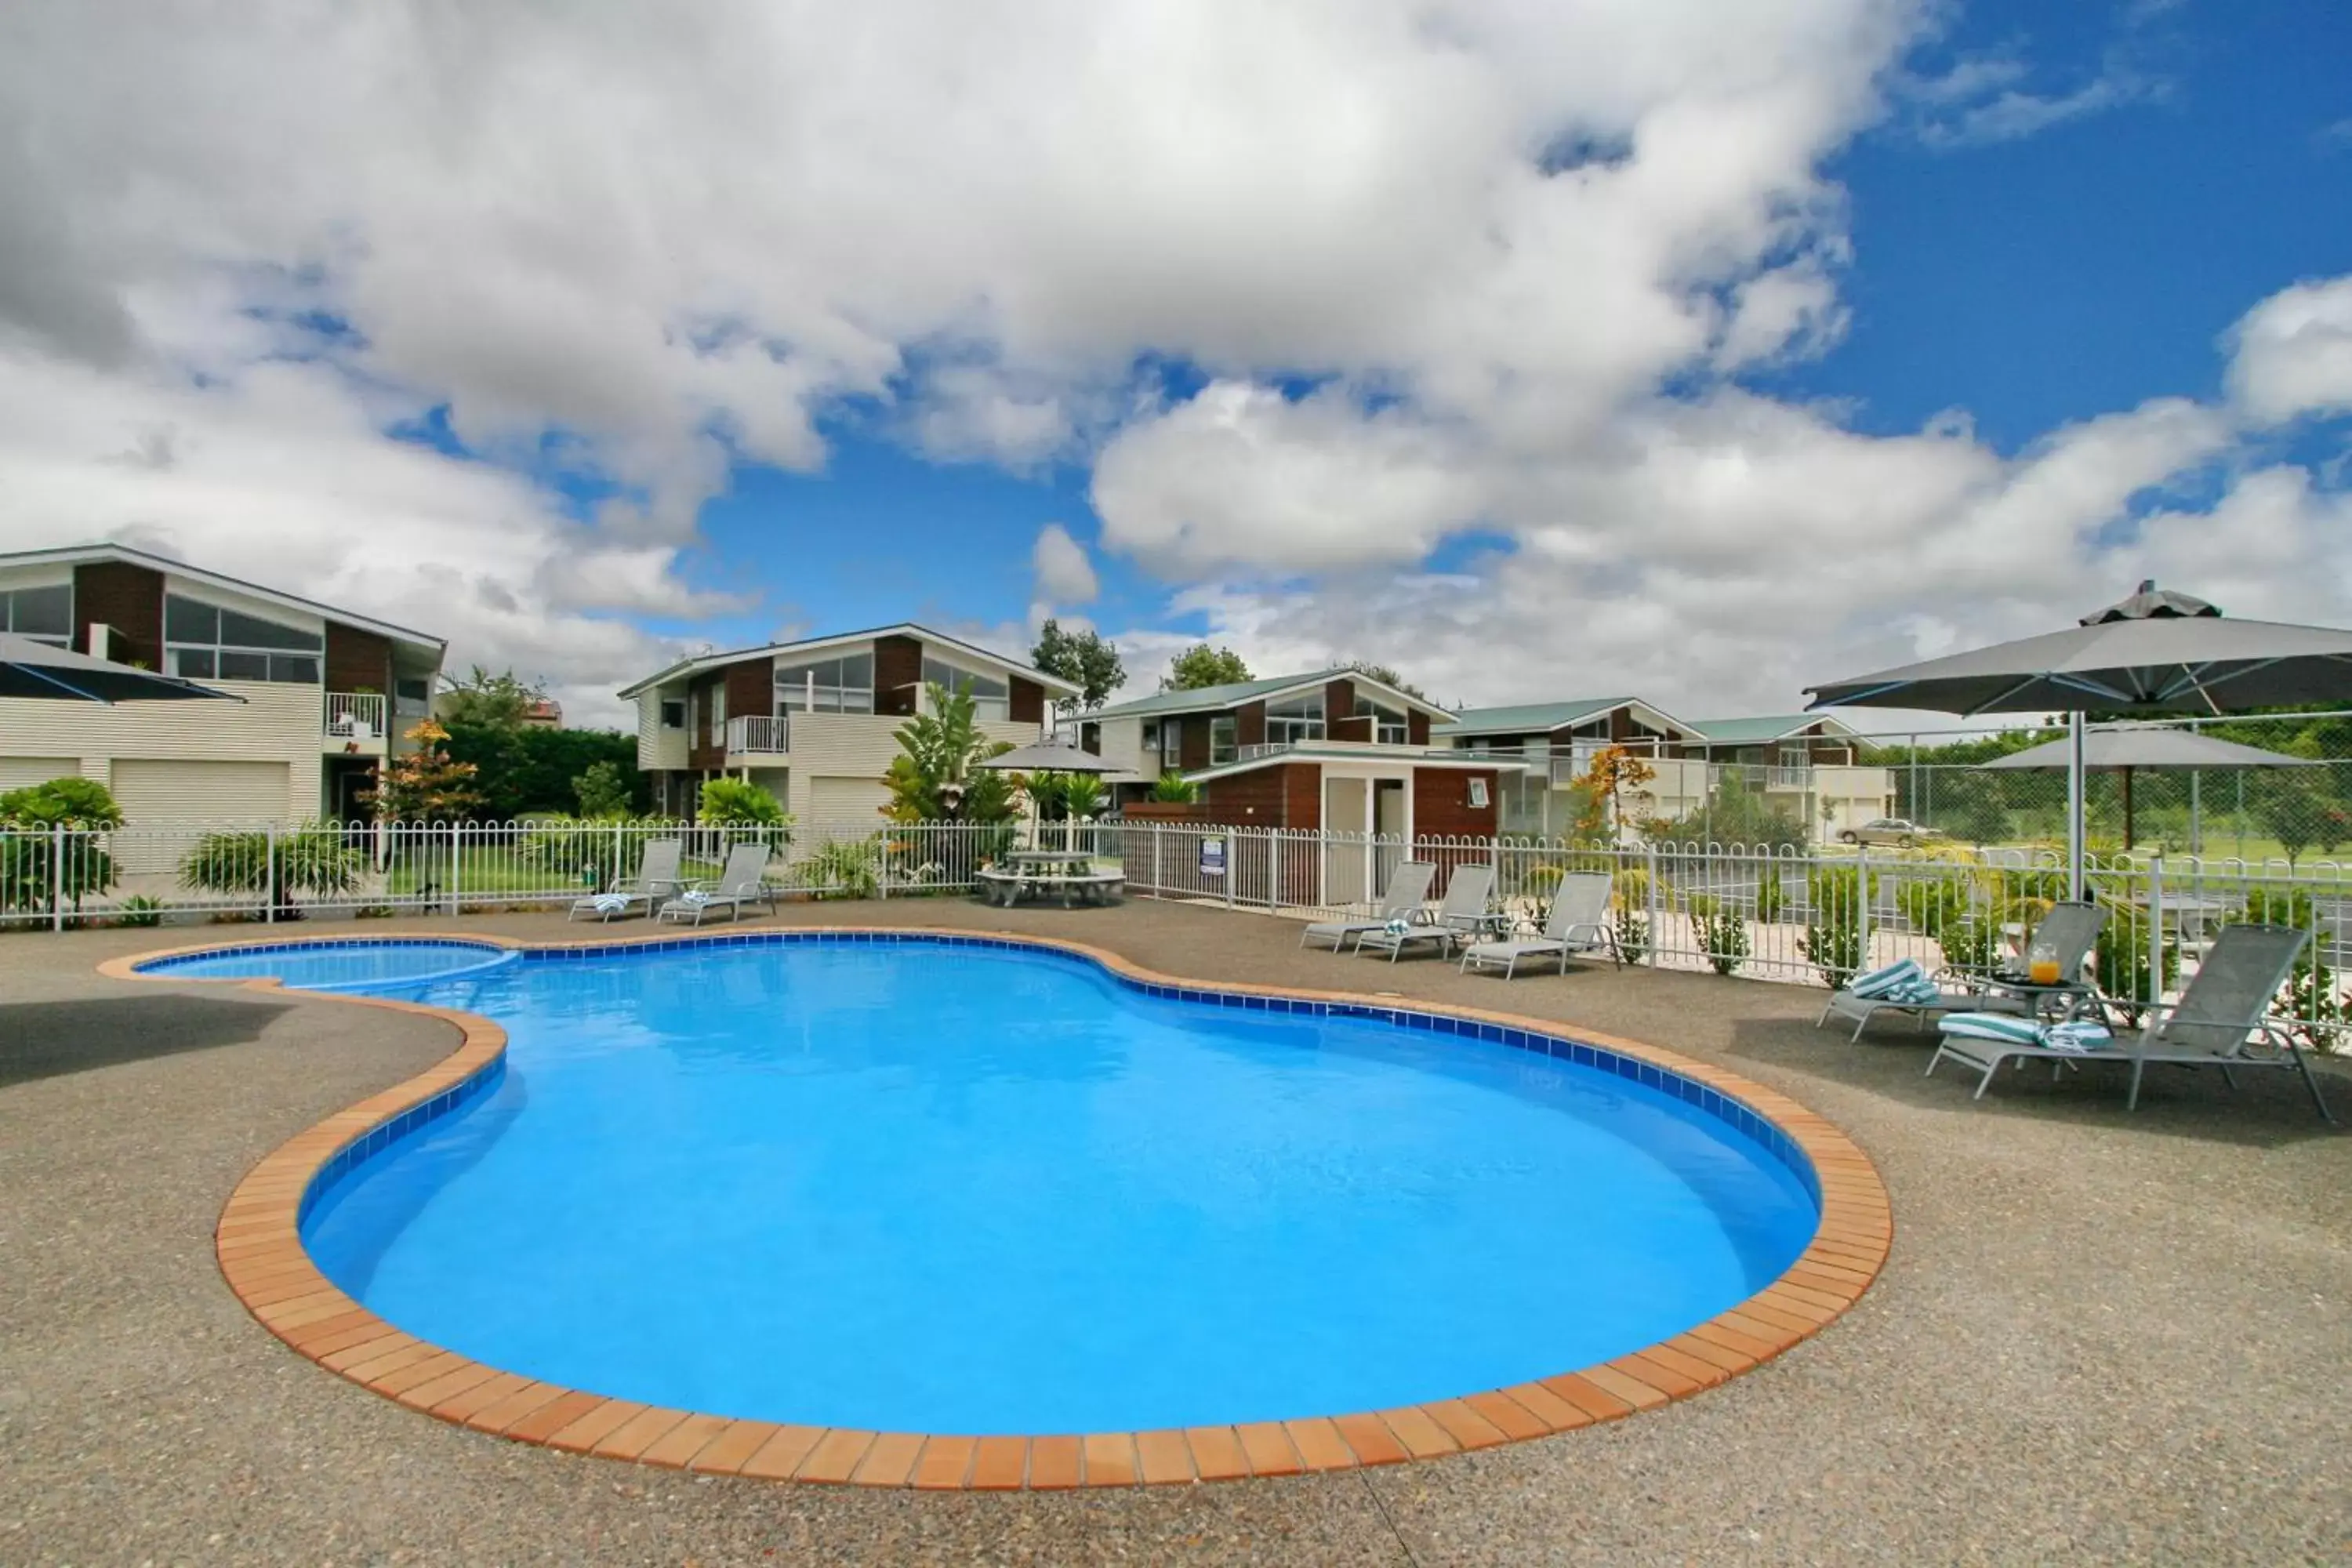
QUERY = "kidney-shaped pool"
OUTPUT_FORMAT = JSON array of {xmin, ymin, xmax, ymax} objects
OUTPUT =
[{"xmin": 155, "ymin": 934, "xmax": 1821, "ymax": 1435}]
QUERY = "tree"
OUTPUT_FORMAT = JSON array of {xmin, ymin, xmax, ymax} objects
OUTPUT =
[
  {"xmin": 437, "ymin": 665, "xmax": 546, "ymax": 729},
  {"xmin": 1341, "ymin": 661, "xmax": 1428, "ymax": 702},
  {"xmin": 572, "ymin": 760, "xmax": 633, "ymax": 818},
  {"xmin": 697, "ymin": 777, "xmax": 792, "ymax": 845},
  {"xmin": 1161, "ymin": 643, "xmax": 1253, "ymax": 691},
  {"xmin": 444, "ymin": 724, "xmax": 647, "ymax": 820},
  {"xmin": 1031, "ymin": 620, "xmax": 1126, "ymax": 711},
  {"xmin": 882, "ymin": 682, "xmax": 1019, "ymax": 823},
  {"xmin": 365, "ymin": 720, "xmax": 484, "ymax": 821},
  {"xmin": 1570, "ymin": 744, "xmax": 1656, "ymax": 842}
]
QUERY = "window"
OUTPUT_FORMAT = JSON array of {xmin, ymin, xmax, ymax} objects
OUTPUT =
[
  {"xmin": 710, "ymin": 684, "xmax": 727, "ymax": 730},
  {"xmin": 660, "ymin": 699, "xmax": 686, "ymax": 729},
  {"xmin": 1355, "ymin": 696, "xmax": 1408, "ymax": 746},
  {"xmin": 1265, "ymin": 692, "xmax": 1324, "ymax": 746},
  {"xmin": 775, "ymin": 652, "xmax": 874, "ymax": 713},
  {"xmin": 921, "ymin": 654, "xmax": 1008, "ymax": 720},
  {"xmin": 1210, "ymin": 715, "xmax": 1237, "ymax": 766},
  {"xmin": 0, "ymin": 583, "xmax": 72, "ymax": 646},
  {"xmin": 1145, "ymin": 720, "xmax": 1182, "ymax": 769},
  {"xmin": 395, "ymin": 677, "xmax": 431, "ymax": 703},
  {"xmin": 162, "ymin": 593, "xmax": 321, "ymax": 683}
]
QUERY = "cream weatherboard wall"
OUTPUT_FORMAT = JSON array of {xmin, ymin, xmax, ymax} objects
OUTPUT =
[
  {"xmin": 0, "ymin": 681, "xmax": 322, "ymax": 821},
  {"xmin": 636, "ymin": 691, "xmax": 688, "ymax": 771},
  {"xmin": 771, "ymin": 712, "xmax": 1044, "ymax": 845}
]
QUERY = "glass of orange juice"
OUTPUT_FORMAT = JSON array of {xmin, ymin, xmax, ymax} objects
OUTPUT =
[{"xmin": 2027, "ymin": 949, "xmax": 2061, "ymax": 985}]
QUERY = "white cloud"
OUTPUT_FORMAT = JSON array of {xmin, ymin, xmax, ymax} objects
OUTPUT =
[
  {"xmin": 1030, "ymin": 523, "xmax": 1099, "ymax": 605},
  {"xmin": 2225, "ymin": 276, "xmax": 2352, "ymax": 425},
  {"xmin": 0, "ymin": 0, "xmax": 2342, "ymax": 742}
]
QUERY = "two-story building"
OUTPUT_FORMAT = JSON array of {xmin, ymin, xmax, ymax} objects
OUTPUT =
[
  {"xmin": 1088, "ymin": 670, "xmax": 1516, "ymax": 906},
  {"xmin": 1435, "ymin": 696, "xmax": 1893, "ymax": 839},
  {"xmin": 619, "ymin": 624, "xmax": 1076, "ymax": 842},
  {"xmin": 0, "ymin": 543, "xmax": 445, "ymax": 837}
]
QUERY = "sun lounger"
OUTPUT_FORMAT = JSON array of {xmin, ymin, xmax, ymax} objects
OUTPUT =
[
  {"xmin": 1355, "ymin": 864, "xmax": 1497, "ymax": 963},
  {"xmin": 658, "ymin": 842, "xmax": 776, "ymax": 925},
  {"xmin": 1300, "ymin": 861, "xmax": 1436, "ymax": 950},
  {"xmin": 1817, "ymin": 900, "xmax": 2107, "ymax": 1040},
  {"xmin": 568, "ymin": 838, "xmax": 684, "ymax": 922},
  {"xmin": 1926, "ymin": 923, "xmax": 2334, "ymax": 1120},
  {"xmin": 1460, "ymin": 871, "xmax": 1620, "ymax": 978}
]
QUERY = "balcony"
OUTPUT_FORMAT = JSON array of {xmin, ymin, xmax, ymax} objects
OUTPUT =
[
  {"xmin": 725, "ymin": 713, "xmax": 790, "ymax": 756},
  {"xmin": 325, "ymin": 692, "xmax": 388, "ymax": 750}
]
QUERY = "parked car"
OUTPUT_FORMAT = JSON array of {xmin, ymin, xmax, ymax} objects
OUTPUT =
[{"xmin": 1838, "ymin": 817, "xmax": 1944, "ymax": 848}]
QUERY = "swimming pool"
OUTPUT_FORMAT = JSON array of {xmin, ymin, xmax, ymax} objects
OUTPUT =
[{"xmin": 155, "ymin": 931, "xmax": 1841, "ymax": 1446}]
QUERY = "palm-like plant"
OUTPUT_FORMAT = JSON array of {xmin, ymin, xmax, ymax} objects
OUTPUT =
[
  {"xmin": 179, "ymin": 824, "xmax": 365, "ymax": 920},
  {"xmin": 882, "ymin": 682, "xmax": 1018, "ymax": 823}
]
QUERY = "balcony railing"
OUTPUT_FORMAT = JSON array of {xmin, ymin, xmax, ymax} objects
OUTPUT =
[
  {"xmin": 726, "ymin": 713, "xmax": 790, "ymax": 755},
  {"xmin": 325, "ymin": 692, "xmax": 387, "ymax": 742}
]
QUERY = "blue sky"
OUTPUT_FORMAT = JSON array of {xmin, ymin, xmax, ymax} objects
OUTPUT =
[{"xmin": 2, "ymin": 1, "xmax": 2348, "ymax": 725}]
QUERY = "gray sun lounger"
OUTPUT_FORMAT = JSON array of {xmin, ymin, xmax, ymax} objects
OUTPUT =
[
  {"xmin": 1355, "ymin": 864, "xmax": 1497, "ymax": 962},
  {"xmin": 1926, "ymin": 923, "xmax": 2334, "ymax": 1120},
  {"xmin": 1461, "ymin": 871, "xmax": 1621, "ymax": 978},
  {"xmin": 658, "ymin": 842, "xmax": 778, "ymax": 926},
  {"xmin": 1300, "ymin": 861, "xmax": 1436, "ymax": 950},
  {"xmin": 1818, "ymin": 900, "xmax": 2108, "ymax": 1041},
  {"xmin": 568, "ymin": 837, "xmax": 684, "ymax": 921}
]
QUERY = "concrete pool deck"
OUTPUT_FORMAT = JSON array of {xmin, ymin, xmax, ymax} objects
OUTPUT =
[{"xmin": 4, "ymin": 898, "xmax": 2349, "ymax": 1564}]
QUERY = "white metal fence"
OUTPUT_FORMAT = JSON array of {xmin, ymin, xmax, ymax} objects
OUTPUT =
[{"xmin": 9, "ymin": 814, "xmax": 2350, "ymax": 1050}]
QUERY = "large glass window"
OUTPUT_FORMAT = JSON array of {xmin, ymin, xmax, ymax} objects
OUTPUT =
[
  {"xmin": 1355, "ymin": 696, "xmax": 1408, "ymax": 746},
  {"xmin": 775, "ymin": 652, "xmax": 874, "ymax": 713},
  {"xmin": 1210, "ymin": 715, "xmax": 1238, "ymax": 766},
  {"xmin": 922, "ymin": 654, "xmax": 1008, "ymax": 720},
  {"xmin": 162, "ymin": 593, "xmax": 321, "ymax": 683},
  {"xmin": 0, "ymin": 583, "xmax": 72, "ymax": 646},
  {"xmin": 1145, "ymin": 720, "xmax": 1182, "ymax": 769},
  {"xmin": 1265, "ymin": 692, "xmax": 1325, "ymax": 746}
]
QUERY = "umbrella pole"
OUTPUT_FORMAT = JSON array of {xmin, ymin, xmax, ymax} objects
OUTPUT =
[{"xmin": 2067, "ymin": 711, "xmax": 2086, "ymax": 902}]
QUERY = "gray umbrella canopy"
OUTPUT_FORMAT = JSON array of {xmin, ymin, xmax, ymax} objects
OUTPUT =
[
  {"xmin": 1805, "ymin": 583, "xmax": 2352, "ymax": 718},
  {"xmin": 1807, "ymin": 583, "xmax": 2352, "ymax": 894},
  {"xmin": 0, "ymin": 631, "xmax": 240, "ymax": 704},
  {"xmin": 1976, "ymin": 728, "xmax": 2320, "ymax": 772},
  {"xmin": 976, "ymin": 742, "xmax": 1128, "ymax": 774},
  {"xmin": 1978, "ymin": 726, "xmax": 2318, "ymax": 849}
]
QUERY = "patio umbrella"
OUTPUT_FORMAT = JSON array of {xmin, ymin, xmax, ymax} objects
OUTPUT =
[
  {"xmin": 1806, "ymin": 582, "xmax": 2352, "ymax": 897},
  {"xmin": 0, "ymin": 630, "xmax": 241, "ymax": 704},
  {"xmin": 1976, "ymin": 726, "xmax": 2320, "ymax": 849},
  {"xmin": 975, "ymin": 742, "xmax": 1127, "ymax": 773}
]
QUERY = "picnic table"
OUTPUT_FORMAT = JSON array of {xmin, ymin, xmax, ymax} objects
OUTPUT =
[{"xmin": 976, "ymin": 849, "xmax": 1123, "ymax": 909}]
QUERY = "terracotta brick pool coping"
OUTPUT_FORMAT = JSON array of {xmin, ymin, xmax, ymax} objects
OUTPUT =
[{"xmin": 104, "ymin": 927, "xmax": 1893, "ymax": 1489}]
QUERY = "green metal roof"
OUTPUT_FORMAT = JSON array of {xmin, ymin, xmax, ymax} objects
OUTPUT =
[
  {"xmin": 1684, "ymin": 714, "xmax": 1849, "ymax": 744},
  {"xmin": 1091, "ymin": 669, "xmax": 1357, "ymax": 719},
  {"xmin": 1430, "ymin": 697, "xmax": 1632, "ymax": 736}
]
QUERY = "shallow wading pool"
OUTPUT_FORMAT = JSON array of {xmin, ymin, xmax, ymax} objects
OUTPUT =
[{"xmin": 151, "ymin": 934, "xmax": 1823, "ymax": 1435}]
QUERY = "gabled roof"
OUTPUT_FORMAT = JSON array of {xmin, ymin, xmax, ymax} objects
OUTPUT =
[
  {"xmin": 617, "ymin": 622, "xmax": 1080, "ymax": 700},
  {"xmin": 1434, "ymin": 696, "xmax": 1699, "ymax": 741},
  {"xmin": 1684, "ymin": 713, "xmax": 1860, "ymax": 746},
  {"xmin": 0, "ymin": 541, "xmax": 445, "ymax": 654},
  {"xmin": 1092, "ymin": 668, "xmax": 1454, "ymax": 722}
]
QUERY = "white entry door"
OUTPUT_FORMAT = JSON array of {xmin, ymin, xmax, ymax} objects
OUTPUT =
[{"xmin": 1323, "ymin": 776, "xmax": 1369, "ymax": 908}]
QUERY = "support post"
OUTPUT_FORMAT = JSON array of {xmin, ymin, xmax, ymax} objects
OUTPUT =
[
  {"xmin": 2067, "ymin": 710, "xmax": 2087, "ymax": 903},
  {"xmin": 2147, "ymin": 853, "xmax": 2165, "ymax": 1011}
]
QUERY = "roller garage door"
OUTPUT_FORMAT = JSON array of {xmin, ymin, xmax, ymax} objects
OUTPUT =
[
  {"xmin": 110, "ymin": 760, "xmax": 291, "ymax": 874},
  {"xmin": 807, "ymin": 775, "xmax": 893, "ymax": 846},
  {"xmin": 0, "ymin": 757, "xmax": 80, "ymax": 793}
]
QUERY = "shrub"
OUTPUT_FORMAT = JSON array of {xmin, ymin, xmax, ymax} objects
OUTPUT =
[
  {"xmin": 1686, "ymin": 893, "xmax": 1750, "ymax": 977},
  {"xmin": 572, "ymin": 760, "xmax": 634, "ymax": 818},
  {"xmin": 803, "ymin": 837, "xmax": 884, "ymax": 899},
  {"xmin": 0, "ymin": 775, "xmax": 125, "ymax": 917},
  {"xmin": 1937, "ymin": 916, "xmax": 2003, "ymax": 977},
  {"xmin": 1896, "ymin": 873, "xmax": 1969, "ymax": 938},
  {"xmin": 2093, "ymin": 902, "xmax": 2179, "ymax": 1025},
  {"xmin": 1753, "ymin": 869, "xmax": 1788, "ymax": 924},
  {"xmin": 1802, "ymin": 865, "xmax": 1871, "ymax": 988},
  {"xmin": 112, "ymin": 895, "xmax": 165, "ymax": 928},
  {"xmin": 1147, "ymin": 771, "xmax": 1199, "ymax": 804},
  {"xmin": 179, "ymin": 825, "xmax": 365, "ymax": 919},
  {"xmin": 1611, "ymin": 867, "xmax": 1652, "ymax": 964},
  {"xmin": 698, "ymin": 778, "xmax": 793, "ymax": 846}
]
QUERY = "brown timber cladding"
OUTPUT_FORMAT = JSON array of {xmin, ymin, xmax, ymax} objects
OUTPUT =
[
  {"xmin": 325, "ymin": 624, "xmax": 393, "ymax": 694},
  {"xmin": 73, "ymin": 561, "xmax": 165, "ymax": 670},
  {"xmin": 874, "ymin": 634, "xmax": 923, "ymax": 717}
]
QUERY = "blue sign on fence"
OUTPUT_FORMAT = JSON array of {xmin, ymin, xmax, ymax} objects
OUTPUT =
[{"xmin": 1199, "ymin": 835, "xmax": 1227, "ymax": 878}]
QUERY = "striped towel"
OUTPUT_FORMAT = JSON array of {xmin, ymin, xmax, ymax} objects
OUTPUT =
[
  {"xmin": 2043, "ymin": 1021, "xmax": 2113, "ymax": 1053},
  {"xmin": 591, "ymin": 892, "xmax": 630, "ymax": 914},
  {"xmin": 1936, "ymin": 1011, "xmax": 2046, "ymax": 1045},
  {"xmin": 1849, "ymin": 957, "xmax": 1926, "ymax": 1000}
]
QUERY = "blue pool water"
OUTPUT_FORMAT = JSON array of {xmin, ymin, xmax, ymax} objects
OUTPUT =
[
  {"xmin": 143, "ymin": 938, "xmax": 517, "ymax": 992},
  {"xmin": 160, "ymin": 936, "xmax": 1818, "ymax": 1433}
]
